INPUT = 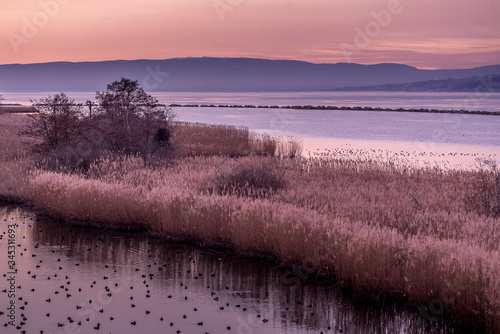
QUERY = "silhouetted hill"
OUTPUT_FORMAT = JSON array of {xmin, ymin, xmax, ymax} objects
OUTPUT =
[
  {"xmin": 1, "ymin": 57, "xmax": 500, "ymax": 92},
  {"xmin": 332, "ymin": 74, "xmax": 500, "ymax": 92}
]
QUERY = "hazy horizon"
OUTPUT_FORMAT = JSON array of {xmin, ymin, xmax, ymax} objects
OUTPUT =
[{"xmin": 2, "ymin": 56, "xmax": 500, "ymax": 70}]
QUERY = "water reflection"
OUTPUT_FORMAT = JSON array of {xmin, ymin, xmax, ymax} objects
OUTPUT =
[{"xmin": 1, "ymin": 206, "xmax": 468, "ymax": 333}]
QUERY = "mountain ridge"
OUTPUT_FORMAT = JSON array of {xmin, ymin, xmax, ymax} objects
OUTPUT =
[
  {"xmin": 1, "ymin": 57, "xmax": 499, "ymax": 92},
  {"xmin": 332, "ymin": 74, "xmax": 500, "ymax": 92}
]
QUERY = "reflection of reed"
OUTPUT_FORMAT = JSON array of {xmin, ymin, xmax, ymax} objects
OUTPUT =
[
  {"xmin": 22, "ymin": 210, "xmax": 461, "ymax": 333},
  {"xmin": 0, "ymin": 205, "xmax": 26, "ymax": 219},
  {"xmin": 30, "ymin": 216, "xmax": 153, "ymax": 268}
]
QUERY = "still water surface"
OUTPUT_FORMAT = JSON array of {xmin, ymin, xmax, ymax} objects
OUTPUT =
[
  {"xmin": 3, "ymin": 91, "xmax": 499, "ymax": 166},
  {"xmin": 0, "ymin": 206, "xmax": 466, "ymax": 334},
  {"xmin": 173, "ymin": 106, "xmax": 500, "ymax": 167},
  {"xmin": 3, "ymin": 91, "xmax": 500, "ymax": 112}
]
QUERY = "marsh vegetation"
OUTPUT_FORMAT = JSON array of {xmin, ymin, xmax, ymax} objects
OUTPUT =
[{"xmin": 1, "ymin": 81, "xmax": 499, "ymax": 333}]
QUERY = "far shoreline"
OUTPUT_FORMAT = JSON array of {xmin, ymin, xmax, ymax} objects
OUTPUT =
[
  {"xmin": 170, "ymin": 103, "xmax": 500, "ymax": 116},
  {"xmin": 2, "ymin": 102, "xmax": 500, "ymax": 116}
]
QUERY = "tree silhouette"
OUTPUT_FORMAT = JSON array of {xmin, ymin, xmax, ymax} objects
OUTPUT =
[
  {"xmin": 24, "ymin": 93, "xmax": 83, "ymax": 152},
  {"xmin": 95, "ymin": 78, "xmax": 175, "ymax": 154}
]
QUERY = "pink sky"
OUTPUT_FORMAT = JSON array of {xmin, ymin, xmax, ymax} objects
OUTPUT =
[{"xmin": 1, "ymin": 0, "xmax": 499, "ymax": 69}]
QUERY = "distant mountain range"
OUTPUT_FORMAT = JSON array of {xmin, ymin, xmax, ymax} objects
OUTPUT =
[
  {"xmin": 332, "ymin": 74, "xmax": 500, "ymax": 92},
  {"xmin": 1, "ymin": 57, "xmax": 500, "ymax": 92}
]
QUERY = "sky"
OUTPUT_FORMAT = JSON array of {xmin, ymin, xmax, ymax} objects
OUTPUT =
[{"xmin": 1, "ymin": 0, "xmax": 499, "ymax": 69}]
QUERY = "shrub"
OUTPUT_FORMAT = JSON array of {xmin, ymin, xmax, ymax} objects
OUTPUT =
[{"xmin": 154, "ymin": 127, "xmax": 171, "ymax": 145}]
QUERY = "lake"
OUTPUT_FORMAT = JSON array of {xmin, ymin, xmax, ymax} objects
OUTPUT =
[
  {"xmin": 2, "ymin": 91, "xmax": 499, "ymax": 166},
  {"xmin": 3, "ymin": 91, "xmax": 500, "ymax": 112},
  {"xmin": 0, "ymin": 205, "xmax": 466, "ymax": 333},
  {"xmin": 172, "ymin": 106, "xmax": 500, "ymax": 167}
]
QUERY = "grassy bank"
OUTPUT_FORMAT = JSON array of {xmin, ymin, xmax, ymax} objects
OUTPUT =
[{"xmin": 1, "ymin": 112, "xmax": 499, "ymax": 332}]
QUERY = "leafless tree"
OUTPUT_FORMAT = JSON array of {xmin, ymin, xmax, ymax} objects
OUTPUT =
[
  {"xmin": 95, "ymin": 78, "xmax": 175, "ymax": 155},
  {"xmin": 23, "ymin": 93, "xmax": 83, "ymax": 152}
]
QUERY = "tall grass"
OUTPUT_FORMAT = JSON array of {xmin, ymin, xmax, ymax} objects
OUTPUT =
[
  {"xmin": 0, "ymin": 113, "xmax": 34, "ymax": 202},
  {"xmin": 2, "ymin": 113, "xmax": 500, "ymax": 332},
  {"xmin": 208, "ymin": 156, "xmax": 285, "ymax": 197},
  {"xmin": 170, "ymin": 122, "xmax": 301, "ymax": 158}
]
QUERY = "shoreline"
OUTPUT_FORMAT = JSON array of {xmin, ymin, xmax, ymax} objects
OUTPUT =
[
  {"xmin": 2, "ymin": 103, "xmax": 500, "ymax": 116},
  {"xmin": 169, "ymin": 103, "xmax": 500, "ymax": 116}
]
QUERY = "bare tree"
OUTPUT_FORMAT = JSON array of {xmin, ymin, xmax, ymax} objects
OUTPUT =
[
  {"xmin": 23, "ymin": 93, "xmax": 83, "ymax": 152},
  {"xmin": 95, "ymin": 78, "xmax": 175, "ymax": 155},
  {"xmin": 20, "ymin": 79, "xmax": 176, "ymax": 171}
]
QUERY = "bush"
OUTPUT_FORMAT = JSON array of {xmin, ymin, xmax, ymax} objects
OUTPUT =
[{"xmin": 209, "ymin": 157, "xmax": 286, "ymax": 197}]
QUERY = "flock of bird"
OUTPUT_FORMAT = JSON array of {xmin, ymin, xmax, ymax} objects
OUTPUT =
[
  {"xmin": 306, "ymin": 147, "xmax": 496, "ymax": 168},
  {"xmin": 0, "ymin": 212, "xmax": 341, "ymax": 334}
]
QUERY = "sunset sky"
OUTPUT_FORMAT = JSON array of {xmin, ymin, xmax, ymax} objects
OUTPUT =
[{"xmin": 1, "ymin": 0, "xmax": 499, "ymax": 69}]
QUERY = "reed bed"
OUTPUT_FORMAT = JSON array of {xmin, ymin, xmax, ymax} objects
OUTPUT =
[
  {"xmin": 171, "ymin": 122, "xmax": 281, "ymax": 157},
  {"xmin": 28, "ymin": 155, "xmax": 500, "ymax": 331},
  {"xmin": 1, "ymin": 112, "xmax": 500, "ymax": 332},
  {"xmin": 170, "ymin": 122, "xmax": 300, "ymax": 158},
  {"xmin": 0, "ymin": 113, "xmax": 34, "ymax": 201}
]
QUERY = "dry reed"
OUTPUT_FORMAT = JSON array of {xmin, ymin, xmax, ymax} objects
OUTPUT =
[{"xmin": 0, "ymin": 113, "xmax": 34, "ymax": 201}]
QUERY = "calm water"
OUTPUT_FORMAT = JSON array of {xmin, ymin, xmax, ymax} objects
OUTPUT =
[
  {"xmin": 172, "ymin": 106, "xmax": 500, "ymax": 167},
  {"xmin": 0, "ymin": 206, "xmax": 465, "ymax": 334},
  {"xmin": 3, "ymin": 91, "xmax": 499, "ymax": 166},
  {"xmin": 3, "ymin": 91, "xmax": 500, "ymax": 112}
]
